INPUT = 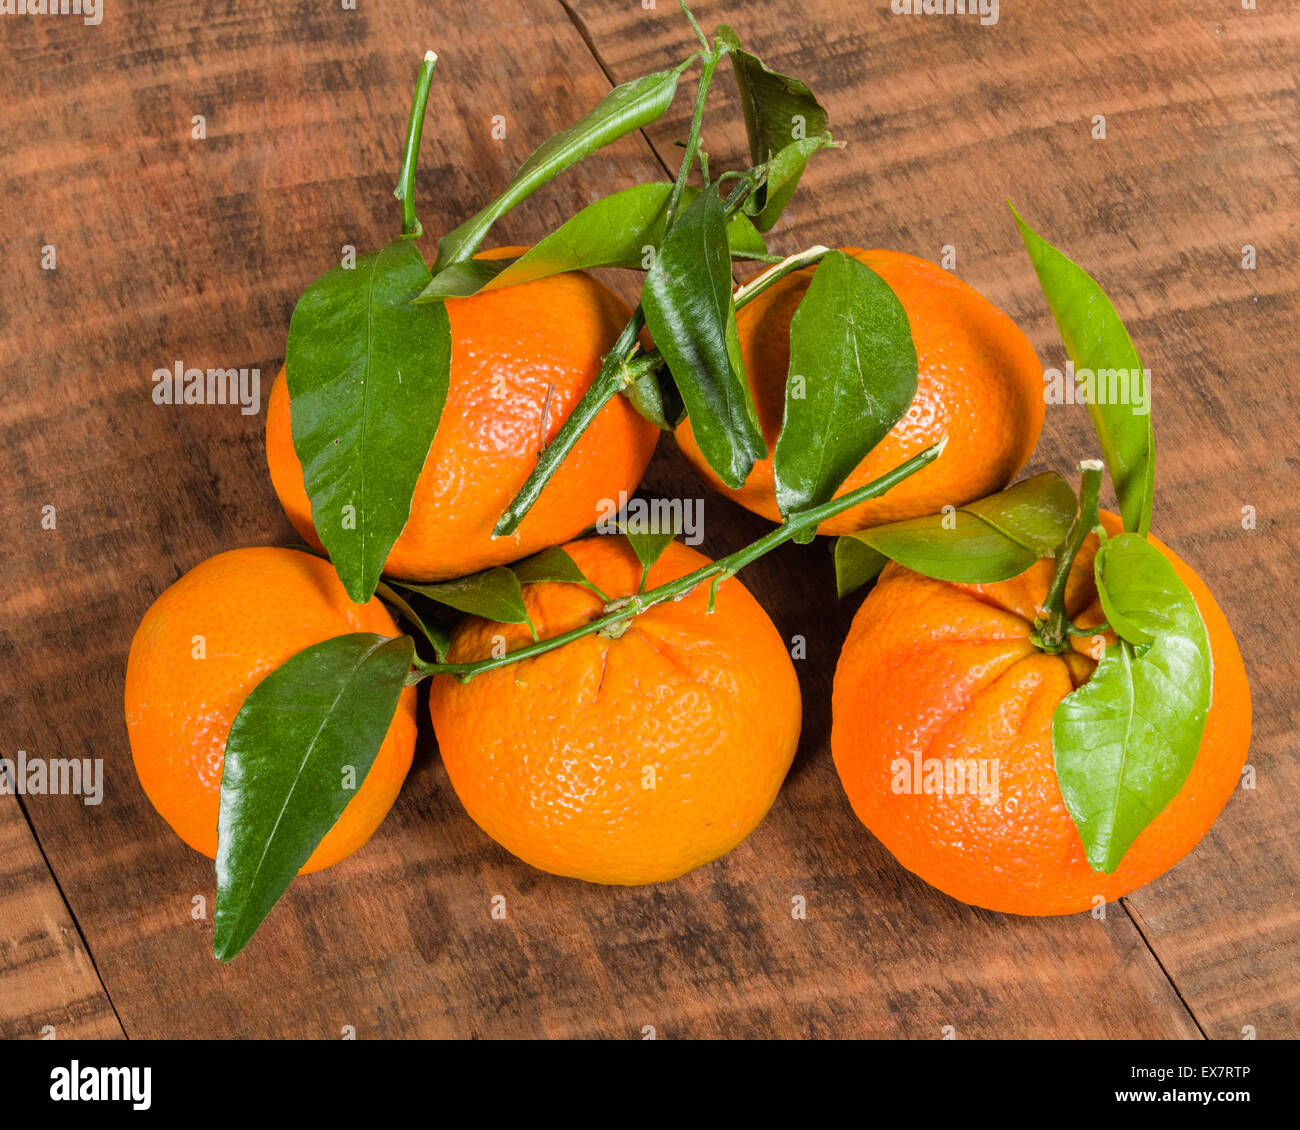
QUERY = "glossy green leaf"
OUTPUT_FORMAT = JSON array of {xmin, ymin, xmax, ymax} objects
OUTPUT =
[
  {"xmin": 718, "ymin": 25, "xmax": 831, "ymax": 230},
  {"xmin": 773, "ymin": 251, "xmax": 918, "ymax": 517},
  {"xmin": 623, "ymin": 363, "xmax": 686, "ymax": 430},
  {"xmin": 833, "ymin": 472, "xmax": 1079, "ymax": 595},
  {"xmin": 395, "ymin": 567, "xmax": 529, "ymax": 624},
  {"xmin": 413, "ymin": 257, "xmax": 512, "ymax": 301},
  {"xmin": 1053, "ymin": 533, "xmax": 1212, "ymax": 873},
  {"xmin": 1011, "ymin": 205, "xmax": 1155, "ymax": 537},
  {"xmin": 215, "ymin": 633, "xmax": 414, "ymax": 961},
  {"xmin": 619, "ymin": 519, "xmax": 680, "ymax": 577},
  {"xmin": 430, "ymin": 60, "xmax": 692, "ymax": 275},
  {"xmin": 511, "ymin": 546, "xmax": 587, "ymax": 587},
  {"xmin": 642, "ymin": 187, "xmax": 764, "ymax": 489},
  {"xmin": 286, "ymin": 238, "xmax": 452, "ymax": 602}
]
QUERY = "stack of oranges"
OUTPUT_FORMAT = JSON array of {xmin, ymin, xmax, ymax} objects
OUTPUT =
[{"xmin": 125, "ymin": 243, "xmax": 1249, "ymax": 921}]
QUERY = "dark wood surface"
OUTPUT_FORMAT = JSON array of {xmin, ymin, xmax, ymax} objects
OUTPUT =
[{"xmin": 2, "ymin": 0, "xmax": 1296, "ymax": 1039}]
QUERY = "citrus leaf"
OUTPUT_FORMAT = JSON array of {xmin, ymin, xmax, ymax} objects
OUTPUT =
[
  {"xmin": 511, "ymin": 546, "xmax": 588, "ymax": 586},
  {"xmin": 286, "ymin": 237, "xmax": 452, "ymax": 603},
  {"xmin": 394, "ymin": 567, "xmax": 529, "ymax": 624},
  {"xmin": 718, "ymin": 25, "xmax": 831, "ymax": 231},
  {"xmin": 413, "ymin": 257, "xmax": 512, "ymax": 301},
  {"xmin": 375, "ymin": 580, "xmax": 451, "ymax": 661},
  {"xmin": 773, "ymin": 251, "xmax": 917, "ymax": 518},
  {"xmin": 619, "ymin": 524, "xmax": 679, "ymax": 575},
  {"xmin": 1011, "ymin": 205, "xmax": 1155, "ymax": 537},
  {"xmin": 1053, "ymin": 533, "xmax": 1212, "ymax": 873},
  {"xmin": 623, "ymin": 363, "xmax": 686, "ymax": 430},
  {"xmin": 832, "ymin": 473, "xmax": 1079, "ymax": 595},
  {"xmin": 755, "ymin": 134, "xmax": 835, "ymax": 230},
  {"xmin": 642, "ymin": 187, "xmax": 764, "ymax": 489},
  {"xmin": 431, "ymin": 60, "xmax": 692, "ymax": 275},
  {"xmin": 214, "ymin": 632, "xmax": 414, "ymax": 961}
]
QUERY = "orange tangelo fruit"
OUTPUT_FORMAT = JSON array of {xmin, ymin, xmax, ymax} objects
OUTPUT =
[
  {"xmin": 428, "ymin": 536, "xmax": 802, "ymax": 885},
  {"xmin": 831, "ymin": 512, "xmax": 1251, "ymax": 915},
  {"xmin": 124, "ymin": 547, "xmax": 417, "ymax": 873},
  {"xmin": 266, "ymin": 254, "xmax": 659, "ymax": 582},
  {"xmin": 675, "ymin": 248, "xmax": 1044, "ymax": 535}
]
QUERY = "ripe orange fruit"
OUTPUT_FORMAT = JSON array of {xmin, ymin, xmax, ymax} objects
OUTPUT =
[
  {"xmin": 831, "ymin": 512, "xmax": 1251, "ymax": 915},
  {"xmin": 124, "ymin": 547, "xmax": 417, "ymax": 873},
  {"xmin": 266, "ymin": 251, "xmax": 659, "ymax": 582},
  {"xmin": 675, "ymin": 248, "xmax": 1044, "ymax": 534},
  {"xmin": 428, "ymin": 536, "xmax": 801, "ymax": 884}
]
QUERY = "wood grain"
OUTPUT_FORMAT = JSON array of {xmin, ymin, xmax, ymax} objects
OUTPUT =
[
  {"xmin": 0, "ymin": 0, "xmax": 1295, "ymax": 1037},
  {"xmin": 0, "ymin": 796, "xmax": 123, "ymax": 1040}
]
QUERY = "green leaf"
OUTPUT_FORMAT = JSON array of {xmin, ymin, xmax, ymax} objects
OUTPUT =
[
  {"xmin": 286, "ymin": 238, "xmax": 452, "ymax": 602},
  {"xmin": 431, "ymin": 60, "xmax": 693, "ymax": 274},
  {"xmin": 375, "ymin": 581, "xmax": 451, "ymax": 661},
  {"xmin": 623, "ymin": 364, "xmax": 686, "ymax": 430},
  {"xmin": 1053, "ymin": 533, "xmax": 1212, "ymax": 873},
  {"xmin": 773, "ymin": 251, "xmax": 918, "ymax": 517},
  {"xmin": 418, "ymin": 183, "xmax": 765, "ymax": 302},
  {"xmin": 833, "ymin": 472, "xmax": 1079, "ymax": 595},
  {"xmin": 395, "ymin": 567, "xmax": 529, "ymax": 624},
  {"xmin": 641, "ymin": 187, "xmax": 764, "ymax": 489},
  {"xmin": 413, "ymin": 257, "xmax": 512, "ymax": 301},
  {"xmin": 1011, "ymin": 204, "xmax": 1155, "ymax": 537},
  {"xmin": 718, "ymin": 25, "xmax": 831, "ymax": 230},
  {"xmin": 214, "ymin": 633, "xmax": 414, "ymax": 961},
  {"xmin": 619, "ymin": 523, "xmax": 679, "ymax": 576},
  {"xmin": 511, "ymin": 546, "xmax": 587, "ymax": 586}
]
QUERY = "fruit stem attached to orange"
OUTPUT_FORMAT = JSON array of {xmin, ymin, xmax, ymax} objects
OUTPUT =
[
  {"xmin": 395, "ymin": 50, "xmax": 439, "ymax": 238},
  {"xmin": 1035, "ymin": 459, "xmax": 1105, "ymax": 654},
  {"xmin": 413, "ymin": 438, "xmax": 945, "ymax": 684}
]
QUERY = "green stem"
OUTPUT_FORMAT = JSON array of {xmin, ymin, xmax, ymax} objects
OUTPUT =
[
  {"xmin": 415, "ymin": 440, "xmax": 944, "ymax": 684},
  {"xmin": 733, "ymin": 245, "xmax": 832, "ymax": 309},
  {"xmin": 394, "ymin": 51, "xmax": 439, "ymax": 238},
  {"xmin": 1036, "ymin": 460, "xmax": 1105, "ymax": 654},
  {"xmin": 493, "ymin": 310, "xmax": 645, "ymax": 537},
  {"xmin": 665, "ymin": 45, "xmax": 723, "ymax": 231}
]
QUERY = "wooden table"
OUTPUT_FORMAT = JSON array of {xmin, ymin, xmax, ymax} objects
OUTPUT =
[{"xmin": 2, "ymin": 0, "xmax": 1296, "ymax": 1040}]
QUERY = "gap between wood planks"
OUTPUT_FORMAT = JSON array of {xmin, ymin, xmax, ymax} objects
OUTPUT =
[
  {"xmin": 551, "ymin": 0, "xmax": 1212, "ymax": 1040},
  {"xmin": 10, "ymin": 792, "xmax": 128, "ymax": 1039}
]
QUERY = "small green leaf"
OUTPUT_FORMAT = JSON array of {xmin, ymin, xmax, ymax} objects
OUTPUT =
[
  {"xmin": 511, "ymin": 546, "xmax": 587, "ymax": 586},
  {"xmin": 286, "ymin": 237, "xmax": 452, "ymax": 602},
  {"xmin": 642, "ymin": 187, "xmax": 764, "ymax": 489},
  {"xmin": 1093, "ymin": 539, "xmax": 1156, "ymax": 646},
  {"xmin": 718, "ymin": 25, "xmax": 831, "ymax": 231},
  {"xmin": 431, "ymin": 60, "xmax": 692, "ymax": 275},
  {"xmin": 833, "ymin": 536, "xmax": 889, "ymax": 598},
  {"xmin": 832, "ymin": 473, "xmax": 1079, "ymax": 595},
  {"xmin": 773, "ymin": 251, "xmax": 918, "ymax": 517},
  {"xmin": 215, "ymin": 633, "xmax": 414, "ymax": 961},
  {"xmin": 376, "ymin": 581, "xmax": 451, "ymax": 660},
  {"xmin": 395, "ymin": 567, "xmax": 529, "ymax": 624},
  {"xmin": 1011, "ymin": 204, "xmax": 1155, "ymax": 537},
  {"xmin": 618, "ymin": 520, "xmax": 679, "ymax": 578},
  {"xmin": 1053, "ymin": 533, "xmax": 1212, "ymax": 873},
  {"xmin": 623, "ymin": 363, "xmax": 686, "ymax": 430}
]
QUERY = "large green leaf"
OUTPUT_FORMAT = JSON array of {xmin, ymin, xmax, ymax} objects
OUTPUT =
[
  {"xmin": 1011, "ymin": 205, "xmax": 1155, "ymax": 537},
  {"xmin": 418, "ymin": 183, "xmax": 766, "ymax": 301},
  {"xmin": 429, "ymin": 61, "xmax": 692, "ymax": 276},
  {"xmin": 773, "ymin": 251, "xmax": 917, "ymax": 518},
  {"xmin": 1053, "ymin": 533, "xmax": 1213, "ymax": 872},
  {"xmin": 286, "ymin": 238, "xmax": 452, "ymax": 602},
  {"xmin": 642, "ymin": 187, "xmax": 765, "ymax": 489},
  {"xmin": 718, "ymin": 25, "xmax": 831, "ymax": 230},
  {"xmin": 833, "ymin": 472, "xmax": 1078, "ymax": 596},
  {"xmin": 214, "ymin": 632, "xmax": 414, "ymax": 960}
]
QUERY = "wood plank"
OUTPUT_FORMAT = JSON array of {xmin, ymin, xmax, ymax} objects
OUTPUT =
[
  {"xmin": 0, "ymin": 0, "xmax": 1292, "ymax": 1038},
  {"xmin": 566, "ymin": 0, "xmax": 1300, "ymax": 1037},
  {"xmin": 0, "ymin": 796, "xmax": 123, "ymax": 1040}
]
